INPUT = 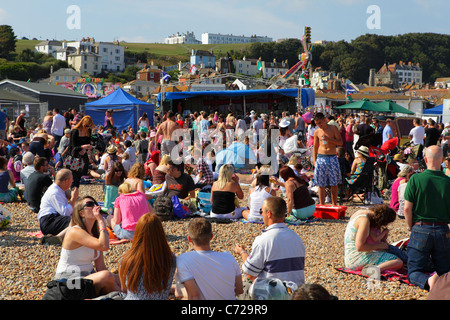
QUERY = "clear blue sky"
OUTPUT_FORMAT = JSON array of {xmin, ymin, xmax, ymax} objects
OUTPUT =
[{"xmin": 1, "ymin": 0, "xmax": 448, "ymax": 43}]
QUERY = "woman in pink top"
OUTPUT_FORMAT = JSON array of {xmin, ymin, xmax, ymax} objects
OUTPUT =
[
  {"xmin": 107, "ymin": 182, "xmax": 153, "ymax": 240},
  {"xmin": 389, "ymin": 165, "xmax": 414, "ymax": 213}
]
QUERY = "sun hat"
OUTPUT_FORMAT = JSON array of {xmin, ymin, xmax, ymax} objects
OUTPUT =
[
  {"xmin": 356, "ymin": 145, "xmax": 370, "ymax": 158},
  {"xmin": 445, "ymin": 122, "xmax": 450, "ymax": 128},
  {"xmin": 106, "ymin": 144, "xmax": 117, "ymax": 154},
  {"xmin": 279, "ymin": 119, "xmax": 290, "ymax": 128},
  {"xmin": 393, "ymin": 153, "xmax": 404, "ymax": 161}
]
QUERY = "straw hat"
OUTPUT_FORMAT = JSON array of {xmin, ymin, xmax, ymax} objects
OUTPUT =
[
  {"xmin": 106, "ymin": 144, "xmax": 117, "ymax": 154},
  {"xmin": 393, "ymin": 153, "xmax": 404, "ymax": 161},
  {"xmin": 356, "ymin": 146, "xmax": 370, "ymax": 158}
]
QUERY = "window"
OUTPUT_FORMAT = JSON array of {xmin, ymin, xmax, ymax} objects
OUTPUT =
[
  {"xmin": 103, "ymin": 48, "xmax": 107, "ymax": 52},
  {"xmin": 84, "ymin": 64, "xmax": 87, "ymax": 69},
  {"xmin": 55, "ymin": 76, "xmax": 60, "ymax": 81}
]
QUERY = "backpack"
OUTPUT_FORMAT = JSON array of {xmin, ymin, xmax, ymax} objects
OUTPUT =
[{"xmin": 153, "ymin": 195, "xmax": 173, "ymax": 221}]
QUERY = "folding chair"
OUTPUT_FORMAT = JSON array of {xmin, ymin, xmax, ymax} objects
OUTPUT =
[{"xmin": 342, "ymin": 157, "xmax": 376, "ymax": 204}]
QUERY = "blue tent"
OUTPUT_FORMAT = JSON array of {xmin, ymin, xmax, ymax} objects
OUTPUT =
[
  {"xmin": 215, "ymin": 142, "xmax": 258, "ymax": 172},
  {"xmin": 85, "ymin": 88, "xmax": 154, "ymax": 132},
  {"xmin": 157, "ymin": 88, "xmax": 315, "ymax": 108},
  {"xmin": 423, "ymin": 104, "xmax": 442, "ymax": 115}
]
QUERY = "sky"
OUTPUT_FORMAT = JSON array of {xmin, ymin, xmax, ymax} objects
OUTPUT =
[{"xmin": 1, "ymin": 0, "xmax": 449, "ymax": 44}]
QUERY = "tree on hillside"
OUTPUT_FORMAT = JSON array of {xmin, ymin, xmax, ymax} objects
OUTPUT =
[{"xmin": 0, "ymin": 25, "xmax": 17, "ymax": 58}]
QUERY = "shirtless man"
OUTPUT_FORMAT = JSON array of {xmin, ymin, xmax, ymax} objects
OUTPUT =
[
  {"xmin": 312, "ymin": 112, "xmax": 343, "ymax": 205},
  {"xmin": 154, "ymin": 111, "xmax": 180, "ymax": 157}
]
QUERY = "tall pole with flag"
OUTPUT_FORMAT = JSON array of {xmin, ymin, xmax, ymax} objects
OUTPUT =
[{"xmin": 346, "ymin": 82, "xmax": 355, "ymax": 103}]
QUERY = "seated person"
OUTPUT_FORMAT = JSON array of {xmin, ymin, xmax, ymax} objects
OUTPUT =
[
  {"xmin": 37, "ymin": 169, "xmax": 79, "ymax": 244},
  {"xmin": 242, "ymin": 172, "xmax": 276, "ymax": 223},
  {"xmin": 25, "ymin": 157, "xmax": 53, "ymax": 213},
  {"xmin": 163, "ymin": 160, "xmax": 196, "ymax": 211},
  {"xmin": 346, "ymin": 146, "xmax": 370, "ymax": 185},
  {"xmin": 106, "ymin": 182, "xmax": 153, "ymax": 240},
  {"xmin": 0, "ymin": 156, "xmax": 19, "ymax": 203},
  {"xmin": 175, "ymin": 218, "xmax": 243, "ymax": 300},
  {"xmin": 210, "ymin": 164, "xmax": 246, "ymax": 219}
]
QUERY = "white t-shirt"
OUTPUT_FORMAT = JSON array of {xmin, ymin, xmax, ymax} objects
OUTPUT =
[
  {"xmin": 409, "ymin": 125, "xmax": 425, "ymax": 145},
  {"xmin": 176, "ymin": 250, "xmax": 242, "ymax": 300}
]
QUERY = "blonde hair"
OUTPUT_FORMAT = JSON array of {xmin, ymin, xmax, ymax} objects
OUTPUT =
[
  {"xmin": 118, "ymin": 182, "xmax": 133, "ymax": 194},
  {"xmin": 288, "ymin": 154, "xmax": 300, "ymax": 165},
  {"xmin": 217, "ymin": 164, "xmax": 234, "ymax": 190},
  {"xmin": 160, "ymin": 154, "xmax": 170, "ymax": 166}
]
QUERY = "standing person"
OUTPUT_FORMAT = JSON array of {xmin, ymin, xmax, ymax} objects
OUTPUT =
[
  {"xmin": 16, "ymin": 110, "xmax": 27, "ymax": 135},
  {"xmin": 54, "ymin": 196, "xmax": 121, "ymax": 297},
  {"xmin": 307, "ymin": 119, "xmax": 317, "ymax": 148},
  {"xmin": 0, "ymin": 109, "xmax": 9, "ymax": 140},
  {"xmin": 154, "ymin": 111, "xmax": 180, "ymax": 158},
  {"xmin": 43, "ymin": 111, "xmax": 53, "ymax": 135},
  {"xmin": 119, "ymin": 213, "xmax": 176, "ymax": 300},
  {"xmin": 441, "ymin": 122, "xmax": 450, "ymax": 158},
  {"xmin": 404, "ymin": 145, "xmax": 450, "ymax": 290},
  {"xmin": 66, "ymin": 116, "xmax": 95, "ymax": 188},
  {"xmin": 235, "ymin": 196, "xmax": 306, "ymax": 292},
  {"xmin": 37, "ymin": 169, "xmax": 79, "ymax": 244},
  {"xmin": 175, "ymin": 218, "xmax": 243, "ymax": 300},
  {"xmin": 138, "ymin": 112, "xmax": 150, "ymax": 132},
  {"xmin": 382, "ymin": 119, "xmax": 393, "ymax": 144},
  {"xmin": 136, "ymin": 131, "xmax": 149, "ymax": 164},
  {"xmin": 345, "ymin": 118, "xmax": 355, "ymax": 157},
  {"xmin": 51, "ymin": 108, "xmax": 66, "ymax": 152},
  {"xmin": 104, "ymin": 109, "xmax": 114, "ymax": 130},
  {"xmin": 312, "ymin": 112, "xmax": 343, "ymax": 206},
  {"xmin": 409, "ymin": 118, "xmax": 425, "ymax": 158},
  {"xmin": 424, "ymin": 119, "xmax": 441, "ymax": 147},
  {"xmin": 70, "ymin": 108, "xmax": 82, "ymax": 127}
]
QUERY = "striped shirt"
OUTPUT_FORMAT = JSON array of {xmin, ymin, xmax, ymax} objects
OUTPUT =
[{"xmin": 242, "ymin": 223, "xmax": 305, "ymax": 286}]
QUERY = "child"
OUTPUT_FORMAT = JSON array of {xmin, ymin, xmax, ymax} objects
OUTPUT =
[{"xmin": 366, "ymin": 225, "xmax": 408, "ymax": 264}]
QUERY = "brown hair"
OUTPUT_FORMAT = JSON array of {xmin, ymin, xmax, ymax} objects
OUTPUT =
[
  {"xmin": 128, "ymin": 162, "xmax": 145, "ymax": 179},
  {"xmin": 368, "ymin": 204, "xmax": 396, "ymax": 229},
  {"xmin": 187, "ymin": 218, "xmax": 212, "ymax": 246},
  {"xmin": 263, "ymin": 196, "xmax": 287, "ymax": 219},
  {"xmin": 71, "ymin": 196, "xmax": 100, "ymax": 238},
  {"xmin": 119, "ymin": 213, "xmax": 174, "ymax": 294}
]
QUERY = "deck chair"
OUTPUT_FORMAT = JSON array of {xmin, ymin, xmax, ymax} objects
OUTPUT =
[{"xmin": 342, "ymin": 157, "xmax": 376, "ymax": 204}]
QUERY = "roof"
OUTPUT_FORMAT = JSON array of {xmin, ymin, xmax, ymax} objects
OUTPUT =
[
  {"xmin": 359, "ymin": 86, "xmax": 395, "ymax": 93},
  {"xmin": 85, "ymin": 88, "xmax": 152, "ymax": 106},
  {"xmin": 0, "ymin": 90, "xmax": 39, "ymax": 103},
  {"xmin": 50, "ymin": 68, "xmax": 81, "ymax": 77},
  {"xmin": 0, "ymin": 79, "xmax": 87, "ymax": 99},
  {"xmin": 68, "ymin": 51, "xmax": 101, "ymax": 57},
  {"xmin": 36, "ymin": 40, "xmax": 62, "ymax": 46}
]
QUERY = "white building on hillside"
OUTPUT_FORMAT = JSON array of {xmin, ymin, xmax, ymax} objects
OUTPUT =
[
  {"xmin": 34, "ymin": 40, "xmax": 62, "ymax": 58},
  {"xmin": 165, "ymin": 31, "xmax": 201, "ymax": 44},
  {"xmin": 201, "ymin": 32, "xmax": 272, "ymax": 44}
]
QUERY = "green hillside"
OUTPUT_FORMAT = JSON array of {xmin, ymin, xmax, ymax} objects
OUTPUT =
[{"xmin": 14, "ymin": 39, "xmax": 253, "ymax": 57}]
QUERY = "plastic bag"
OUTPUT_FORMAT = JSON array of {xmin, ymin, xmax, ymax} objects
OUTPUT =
[
  {"xmin": 249, "ymin": 278, "xmax": 298, "ymax": 300},
  {"xmin": 0, "ymin": 205, "xmax": 12, "ymax": 229},
  {"xmin": 172, "ymin": 195, "xmax": 190, "ymax": 219}
]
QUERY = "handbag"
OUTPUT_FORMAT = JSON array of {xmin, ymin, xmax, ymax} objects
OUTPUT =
[
  {"xmin": 171, "ymin": 195, "xmax": 190, "ymax": 219},
  {"xmin": 64, "ymin": 155, "xmax": 85, "ymax": 171},
  {"xmin": 42, "ymin": 278, "xmax": 96, "ymax": 300}
]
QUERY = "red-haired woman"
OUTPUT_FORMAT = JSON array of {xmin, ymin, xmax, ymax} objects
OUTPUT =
[
  {"xmin": 118, "ymin": 213, "xmax": 176, "ymax": 300},
  {"xmin": 279, "ymin": 165, "xmax": 316, "ymax": 222}
]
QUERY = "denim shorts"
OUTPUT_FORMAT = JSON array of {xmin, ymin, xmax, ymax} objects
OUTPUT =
[{"xmin": 113, "ymin": 224, "xmax": 135, "ymax": 240}]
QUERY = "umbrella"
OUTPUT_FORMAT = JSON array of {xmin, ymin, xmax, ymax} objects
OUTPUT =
[
  {"xmin": 376, "ymin": 100, "xmax": 415, "ymax": 115},
  {"xmin": 335, "ymin": 98, "xmax": 379, "ymax": 112}
]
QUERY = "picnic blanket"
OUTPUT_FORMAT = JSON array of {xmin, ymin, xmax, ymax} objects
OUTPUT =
[
  {"xmin": 335, "ymin": 267, "xmax": 413, "ymax": 285},
  {"xmin": 239, "ymin": 217, "xmax": 320, "ymax": 226}
]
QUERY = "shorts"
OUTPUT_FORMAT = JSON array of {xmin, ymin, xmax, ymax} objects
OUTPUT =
[
  {"xmin": 314, "ymin": 154, "xmax": 342, "ymax": 187},
  {"xmin": 161, "ymin": 140, "xmax": 176, "ymax": 157},
  {"xmin": 39, "ymin": 214, "xmax": 71, "ymax": 236},
  {"xmin": 291, "ymin": 204, "xmax": 316, "ymax": 220},
  {"xmin": 113, "ymin": 224, "xmax": 135, "ymax": 240}
]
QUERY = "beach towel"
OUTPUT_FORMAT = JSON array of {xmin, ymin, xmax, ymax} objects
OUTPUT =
[{"xmin": 335, "ymin": 267, "xmax": 413, "ymax": 285}]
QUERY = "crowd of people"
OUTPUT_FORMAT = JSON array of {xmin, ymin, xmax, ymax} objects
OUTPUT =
[{"xmin": 1, "ymin": 105, "xmax": 450, "ymax": 300}]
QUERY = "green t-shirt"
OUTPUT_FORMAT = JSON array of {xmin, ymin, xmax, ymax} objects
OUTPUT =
[{"xmin": 404, "ymin": 169, "xmax": 450, "ymax": 223}]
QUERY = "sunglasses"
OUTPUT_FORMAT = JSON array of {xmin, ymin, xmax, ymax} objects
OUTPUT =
[{"xmin": 81, "ymin": 200, "xmax": 98, "ymax": 209}]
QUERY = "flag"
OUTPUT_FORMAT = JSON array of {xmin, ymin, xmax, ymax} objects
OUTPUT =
[
  {"xmin": 190, "ymin": 64, "xmax": 197, "ymax": 75},
  {"xmin": 346, "ymin": 83, "xmax": 355, "ymax": 102},
  {"xmin": 162, "ymin": 71, "xmax": 171, "ymax": 82}
]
